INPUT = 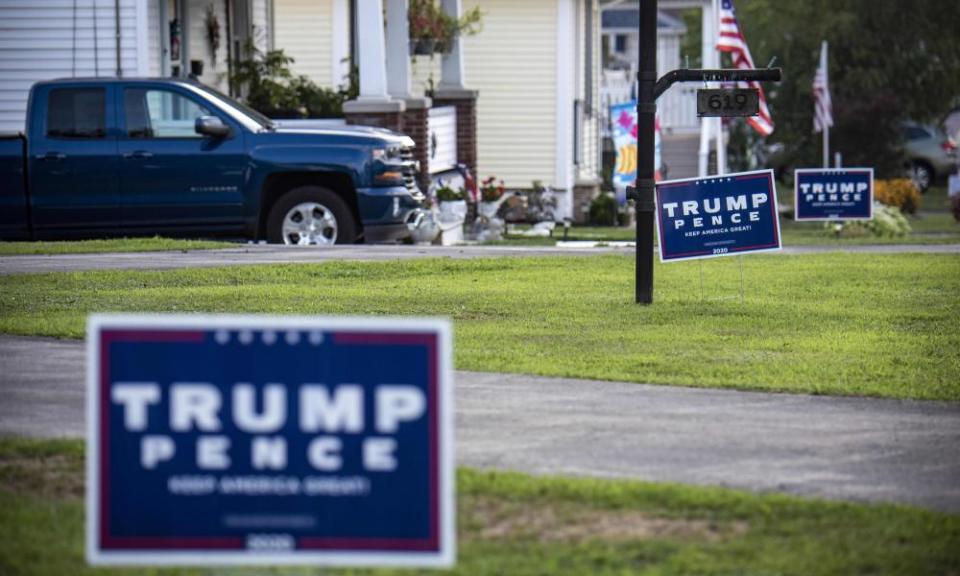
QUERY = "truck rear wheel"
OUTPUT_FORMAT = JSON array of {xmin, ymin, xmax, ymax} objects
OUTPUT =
[{"xmin": 266, "ymin": 186, "xmax": 358, "ymax": 245}]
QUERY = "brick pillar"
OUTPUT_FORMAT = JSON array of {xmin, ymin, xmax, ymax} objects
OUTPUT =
[
  {"xmin": 573, "ymin": 178, "xmax": 601, "ymax": 224},
  {"xmin": 432, "ymin": 88, "xmax": 478, "ymax": 179},
  {"xmin": 342, "ymin": 99, "xmax": 406, "ymax": 133},
  {"xmin": 403, "ymin": 97, "xmax": 432, "ymax": 191}
]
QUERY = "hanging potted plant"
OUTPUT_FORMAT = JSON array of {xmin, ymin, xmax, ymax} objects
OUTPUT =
[
  {"xmin": 435, "ymin": 6, "xmax": 483, "ymax": 55},
  {"xmin": 409, "ymin": 1, "xmax": 483, "ymax": 56},
  {"xmin": 408, "ymin": 0, "xmax": 439, "ymax": 56}
]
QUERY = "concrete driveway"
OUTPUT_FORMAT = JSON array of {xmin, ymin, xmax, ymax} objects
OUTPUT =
[{"xmin": 2, "ymin": 334, "xmax": 958, "ymax": 513}]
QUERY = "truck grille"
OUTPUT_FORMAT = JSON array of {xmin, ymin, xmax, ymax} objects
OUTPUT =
[{"xmin": 400, "ymin": 145, "xmax": 421, "ymax": 196}]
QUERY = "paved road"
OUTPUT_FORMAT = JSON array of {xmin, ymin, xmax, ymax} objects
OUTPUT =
[
  {"xmin": 2, "ymin": 334, "xmax": 958, "ymax": 513},
  {"xmin": 1, "ymin": 243, "xmax": 958, "ymax": 275}
]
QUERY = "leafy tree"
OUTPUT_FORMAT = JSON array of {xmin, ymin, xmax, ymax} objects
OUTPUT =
[{"xmin": 681, "ymin": 0, "xmax": 960, "ymax": 177}]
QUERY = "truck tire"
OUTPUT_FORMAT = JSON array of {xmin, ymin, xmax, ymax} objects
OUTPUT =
[{"xmin": 266, "ymin": 186, "xmax": 358, "ymax": 245}]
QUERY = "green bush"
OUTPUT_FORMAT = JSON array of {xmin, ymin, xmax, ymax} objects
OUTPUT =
[
  {"xmin": 588, "ymin": 193, "xmax": 617, "ymax": 226},
  {"xmin": 229, "ymin": 39, "xmax": 357, "ymax": 119},
  {"xmin": 822, "ymin": 202, "xmax": 912, "ymax": 238}
]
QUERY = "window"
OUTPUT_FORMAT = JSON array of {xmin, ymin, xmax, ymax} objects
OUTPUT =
[
  {"xmin": 902, "ymin": 125, "xmax": 931, "ymax": 142},
  {"xmin": 125, "ymin": 88, "xmax": 212, "ymax": 138},
  {"xmin": 615, "ymin": 34, "xmax": 628, "ymax": 54},
  {"xmin": 47, "ymin": 88, "xmax": 106, "ymax": 139}
]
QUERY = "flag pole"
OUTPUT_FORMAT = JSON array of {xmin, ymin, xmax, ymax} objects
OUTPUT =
[
  {"xmin": 822, "ymin": 41, "xmax": 830, "ymax": 168},
  {"xmin": 713, "ymin": 0, "xmax": 727, "ymax": 174}
]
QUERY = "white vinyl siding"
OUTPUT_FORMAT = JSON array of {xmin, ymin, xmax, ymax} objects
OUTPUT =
[
  {"xmin": 273, "ymin": 0, "xmax": 334, "ymax": 87},
  {"xmin": 0, "ymin": 0, "xmax": 146, "ymax": 132},
  {"xmin": 146, "ymin": 0, "xmax": 162, "ymax": 76},
  {"xmin": 463, "ymin": 0, "xmax": 559, "ymax": 187}
]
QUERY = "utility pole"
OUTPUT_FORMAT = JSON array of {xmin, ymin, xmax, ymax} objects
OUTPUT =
[{"xmin": 630, "ymin": 0, "xmax": 781, "ymax": 304}]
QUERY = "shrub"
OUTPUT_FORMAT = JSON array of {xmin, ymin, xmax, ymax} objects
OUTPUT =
[
  {"xmin": 435, "ymin": 185, "xmax": 464, "ymax": 202},
  {"xmin": 229, "ymin": 39, "xmax": 356, "ymax": 118},
  {"xmin": 822, "ymin": 202, "xmax": 912, "ymax": 238},
  {"xmin": 589, "ymin": 193, "xmax": 619, "ymax": 226},
  {"xmin": 875, "ymin": 179, "xmax": 921, "ymax": 214}
]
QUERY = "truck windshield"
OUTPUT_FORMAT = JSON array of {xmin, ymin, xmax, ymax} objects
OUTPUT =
[{"xmin": 184, "ymin": 83, "xmax": 276, "ymax": 132}]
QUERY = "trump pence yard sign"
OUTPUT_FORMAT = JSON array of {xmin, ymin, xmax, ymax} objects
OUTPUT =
[
  {"xmin": 655, "ymin": 169, "xmax": 782, "ymax": 262},
  {"xmin": 86, "ymin": 314, "xmax": 454, "ymax": 568},
  {"xmin": 794, "ymin": 168, "xmax": 874, "ymax": 221}
]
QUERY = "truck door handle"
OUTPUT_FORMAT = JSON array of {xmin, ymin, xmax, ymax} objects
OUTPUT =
[
  {"xmin": 122, "ymin": 150, "xmax": 154, "ymax": 160},
  {"xmin": 36, "ymin": 152, "xmax": 66, "ymax": 162}
]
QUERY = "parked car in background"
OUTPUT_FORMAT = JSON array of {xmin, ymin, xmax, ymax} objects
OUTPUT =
[
  {"xmin": 0, "ymin": 78, "xmax": 427, "ymax": 244},
  {"xmin": 901, "ymin": 122, "xmax": 958, "ymax": 192}
]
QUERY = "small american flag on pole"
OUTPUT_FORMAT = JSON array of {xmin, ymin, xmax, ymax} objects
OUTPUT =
[
  {"xmin": 813, "ymin": 40, "xmax": 833, "ymax": 133},
  {"xmin": 716, "ymin": 0, "xmax": 774, "ymax": 136}
]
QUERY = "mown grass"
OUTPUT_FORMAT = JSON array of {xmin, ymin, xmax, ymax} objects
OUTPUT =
[
  {"xmin": 500, "ymin": 219, "xmax": 960, "ymax": 246},
  {"xmin": 1, "ymin": 437, "xmax": 957, "ymax": 576},
  {"xmin": 500, "ymin": 185, "xmax": 960, "ymax": 246},
  {"xmin": 0, "ymin": 237, "xmax": 237, "ymax": 256},
  {"xmin": 1, "ymin": 253, "xmax": 958, "ymax": 400}
]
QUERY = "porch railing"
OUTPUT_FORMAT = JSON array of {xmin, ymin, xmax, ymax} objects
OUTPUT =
[{"xmin": 601, "ymin": 69, "xmax": 700, "ymax": 136}]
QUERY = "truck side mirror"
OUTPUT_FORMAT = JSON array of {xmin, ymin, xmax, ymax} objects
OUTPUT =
[{"xmin": 195, "ymin": 115, "xmax": 230, "ymax": 138}]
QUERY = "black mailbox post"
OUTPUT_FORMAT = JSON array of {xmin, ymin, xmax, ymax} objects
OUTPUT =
[{"xmin": 631, "ymin": 0, "xmax": 781, "ymax": 304}]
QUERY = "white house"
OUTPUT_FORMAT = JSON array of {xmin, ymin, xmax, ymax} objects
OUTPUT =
[
  {"xmin": 272, "ymin": 0, "xmax": 603, "ymax": 220},
  {"xmin": 0, "ymin": 0, "xmax": 270, "ymax": 133}
]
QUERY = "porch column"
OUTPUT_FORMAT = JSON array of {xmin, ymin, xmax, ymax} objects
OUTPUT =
[
  {"xmin": 343, "ymin": 0, "xmax": 405, "ymax": 132},
  {"xmin": 385, "ymin": 0, "xmax": 432, "ymax": 187},
  {"xmin": 437, "ymin": 0, "xmax": 464, "ymax": 91},
  {"xmin": 433, "ymin": 0, "xmax": 479, "ymax": 178},
  {"xmin": 385, "ymin": 0, "xmax": 411, "ymax": 99}
]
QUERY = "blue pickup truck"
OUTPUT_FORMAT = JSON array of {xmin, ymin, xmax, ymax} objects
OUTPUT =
[{"xmin": 0, "ymin": 78, "xmax": 426, "ymax": 244}]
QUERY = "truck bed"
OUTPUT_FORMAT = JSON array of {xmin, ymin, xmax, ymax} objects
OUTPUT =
[{"xmin": 0, "ymin": 133, "xmax": 29, "ymax": 240}]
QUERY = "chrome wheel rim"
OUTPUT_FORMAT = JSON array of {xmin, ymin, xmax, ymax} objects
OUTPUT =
[
  {"xmin": 912, "ymin": 164, "xmax": 931, "ymax": 190},
  {"xmin": 281, "ymin": 202, "xmax": 338, "ymax": 245}
]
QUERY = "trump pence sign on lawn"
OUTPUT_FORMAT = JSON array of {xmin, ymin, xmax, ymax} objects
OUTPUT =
[
  {"xmin": 794, "ymin": 168, "xmax": 874, "ymax": 221},
  {"xmin": 655, "ymin": 169, "xmax": 782, "ymax": 262},
  {"xmin": 86, "ymin": 314, "xmax": 454, "ymax": 568}
]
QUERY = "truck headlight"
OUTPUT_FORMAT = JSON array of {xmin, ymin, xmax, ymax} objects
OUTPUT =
[{"xmin": 372, "ymin": 146, "xmax": 402, "ymax": 162}]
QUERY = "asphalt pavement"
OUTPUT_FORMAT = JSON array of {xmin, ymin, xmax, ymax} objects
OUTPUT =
[
  {"xmin": 1, "ymin": 242, "xmax": 958, "ymax": 275},
  {"xmin": 2, "ymin": 334, "xmax": 958, "ymax": 513}
]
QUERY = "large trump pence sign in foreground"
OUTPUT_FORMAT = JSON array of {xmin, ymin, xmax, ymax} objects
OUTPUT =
[
  {"xmin": 87, "ymin": 315, "xmax": 453, "ymax": 568},
  {"xmin": 655, "ymin": 169, "xmax": 782, "ymax": 262},
  {"xmin": 794, "ymin": 168, "xmax": 874, "ymax": 221}
]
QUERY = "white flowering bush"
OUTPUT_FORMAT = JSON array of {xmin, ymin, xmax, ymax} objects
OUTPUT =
[{"xmin": 822, "ymin": 202, "xmax": 911, "ymax": 238}]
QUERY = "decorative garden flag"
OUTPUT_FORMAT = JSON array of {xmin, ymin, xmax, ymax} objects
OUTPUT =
[{"xmin": 611, "ymin": 101, "xmax": 662, "ymax": 202}]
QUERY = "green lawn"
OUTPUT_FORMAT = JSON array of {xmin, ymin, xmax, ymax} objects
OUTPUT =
[
  {"xmin": 0, "ymin": 237, "xmax": 237, "ymax": 256},
  {"xmin": 1, "ymin": 438, "xmax": 957, "ymax": 576},
  {"xmin": 501, "ymin": 185, "xmax": 960, "ymax": 246},
  {"xmin": 1, "ymin": 253, "xmax": 958, "ymax": 400},
  {"xmin": 502, "ymin": 219, "xmax": 960, "ymax": 246}
]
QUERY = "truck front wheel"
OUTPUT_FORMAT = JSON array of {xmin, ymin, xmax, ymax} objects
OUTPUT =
[{"xmin": 266, "ymin": 186, "xmax": 358, "ymax": 245}]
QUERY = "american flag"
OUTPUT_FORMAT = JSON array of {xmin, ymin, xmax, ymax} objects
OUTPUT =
[
  {"xmin": 812, "ymin": 41, "xmax": 833, "ymax": 133},
  {"xmin": 716, "ymin": 0, "xmax": 774, "ymax": 136}
]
